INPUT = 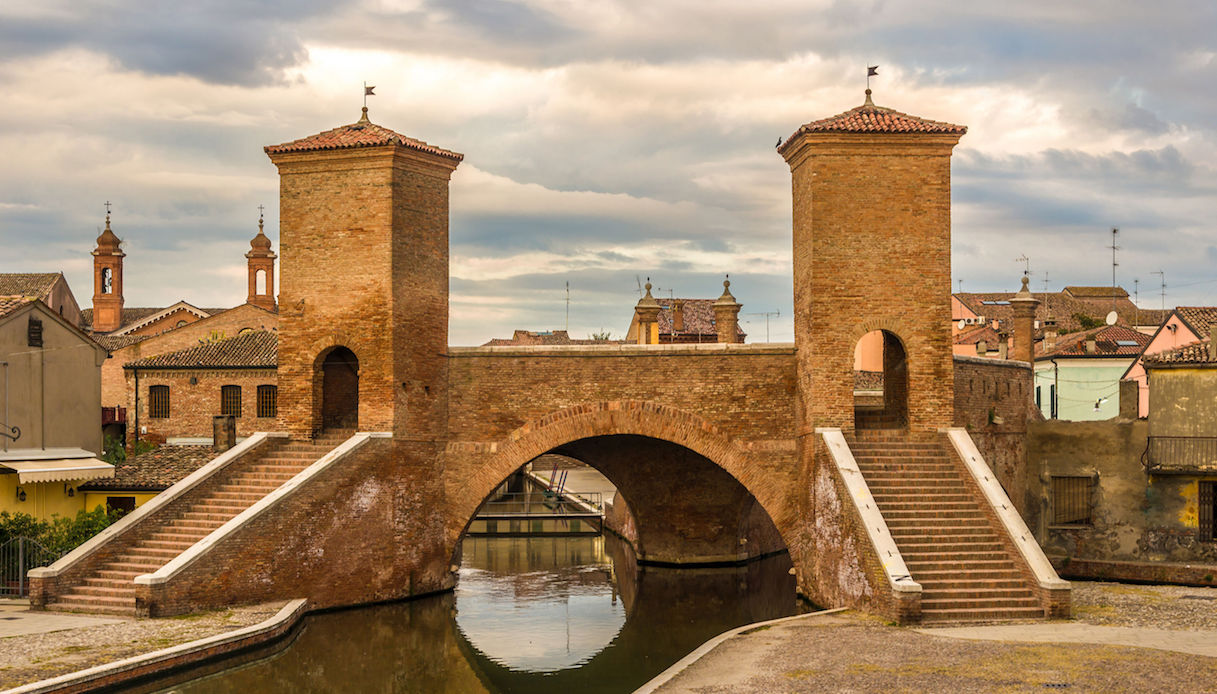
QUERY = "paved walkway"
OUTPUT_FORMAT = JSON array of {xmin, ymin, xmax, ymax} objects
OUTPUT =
[
  {"xmin": 0, "ymin": 600, "xmax": 124, "ymax": 638},
  {"xmin": 918, "ymin": 622, "xmax": 1217, "ymax": 658},
  {"xmin": 530, "ymin": 466, "xmax": 618, "ymax": 505}
]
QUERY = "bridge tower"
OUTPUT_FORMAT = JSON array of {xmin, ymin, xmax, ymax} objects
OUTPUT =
[
  {"xmin": 265, "ymin": 106, "xmax": 463, "ymax": 439},
  {"xmin": 778, "ymin": 89, "xmax": 965, "ymax": 434}
]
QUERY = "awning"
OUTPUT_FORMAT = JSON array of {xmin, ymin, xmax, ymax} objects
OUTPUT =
[{"xmin": 0, "ymin": 458, "xmax": 115, "ymax": 484}]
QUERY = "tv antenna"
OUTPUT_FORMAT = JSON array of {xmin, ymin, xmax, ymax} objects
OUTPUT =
[
  {"xmin": 745, "ymin": 309, "xmax": 781, "ymax": 343},
  {"xmin": 1151, "ymin": 270, "xmax": 1166, "ymax": 310},
  {"xmin": 1109, "ymin": 228, "xmax": 1120, "ymax": 315},
  {"xmin": 1016, "ymin": 254, "xmax": 1031, "ymax": 277},
  {"xmin": 565, "ymin": 281, "xmax": 570, "ymax": 332}
]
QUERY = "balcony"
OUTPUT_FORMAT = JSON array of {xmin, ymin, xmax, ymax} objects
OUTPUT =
[
  {"xmin": 1145, "ymin": 436, "xmax": 1217, "ymax": 474},
  {"xmin": 101, "ymin": 407, "xmax": 127, "ymax": 426}
]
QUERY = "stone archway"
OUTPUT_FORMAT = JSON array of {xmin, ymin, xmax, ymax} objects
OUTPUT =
[
  {"xmin": 320, "ymin": 346, "xmax": 359, "ymax": 430},
  {"xmin": 446, "ymin": 401, "xmax": 795, "ymax": 568},
  {"xmin": 853, "ymin": 329, "xmax": 909, "ymax": 431}
]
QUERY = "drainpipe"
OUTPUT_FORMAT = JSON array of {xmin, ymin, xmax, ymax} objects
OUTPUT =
[
  {"xmin": 1051, "ymin": 359, "xmax": 1060, "ymax": 420},
  {"xmin": 40, "ymin": 347, "xmax": 45, "ymax": 450},
  {"xmin": 133, "ymin": 368, "xmax": 140, "ymax": 448},
  {"xmin": 2, "ymin": 361, "xmax": 7, "ymax": 453}
]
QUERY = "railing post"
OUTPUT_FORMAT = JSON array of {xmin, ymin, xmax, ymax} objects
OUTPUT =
[{"xmin": 18, "ymin": 537, "xmax": 25, "ymax": 597}]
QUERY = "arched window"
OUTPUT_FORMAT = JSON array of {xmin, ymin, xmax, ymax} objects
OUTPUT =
[
  {"xmin": 176, "ymin": 320, "xmax": 188, "ymax": 328},
  {"xmin": 256, "ymin": 268, "xmax": 267, "ymax": 294},
  {"xmin": 257, "ymin": 385, "xmax": 278, "ymax": 418},
  {"xmin": 149, "ymin": 385, "xmax": 170, "ymax": 419},
  {"xmin": 101, "ymin": 267, "xmax": 113, "ymax": 294},
  {"xmin": 221, "ymin": 385, "xmax": 242, "ymax": 417}
]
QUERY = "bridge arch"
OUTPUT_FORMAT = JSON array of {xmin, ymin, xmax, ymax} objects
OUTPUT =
[{"xmin": 447, "ymin": 401, "xmax": 794, "ymax": 567}]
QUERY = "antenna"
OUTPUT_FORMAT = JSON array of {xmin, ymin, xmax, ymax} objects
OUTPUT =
[
  {"xmin": 635, "ymin": 275, "xmax": 643, "ymax": 298},
  {"xmin": 957, "ymin": 279, "xmax": 963, "ymax": 294},
  {"xmin": 745, "ymin": 309, "xmax": 781, "ymax": 343},
  {"xmin": 565, "ymin": 281, "xmax": 570, "ymax": 332},
  {"xmin": 1152, "ymin": 270, "xmax": 1166, "ymax": 310},
  {"xmin": 1016, "ymin": 254, "xmax": 1031, "ymax": 277},
  {"xmin": 1041, "ymin": 270, "xmax": 1050, "ymax": 294},
  {"xmin": 1109, "ymin": 228, "xmax": 1120, "ymax": 315}
]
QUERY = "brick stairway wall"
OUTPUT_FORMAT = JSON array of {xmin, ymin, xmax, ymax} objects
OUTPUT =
[
  {"xmin": 851, "ymin": 431, "xmax": 1050, "ymax": 622},
  {"xmin": 138, "ymin": 438, "xmax": 451, "ymax": 617},
  {"xmin": 30, "ymin": 437, "xmax": 286, "ymax": 611}
]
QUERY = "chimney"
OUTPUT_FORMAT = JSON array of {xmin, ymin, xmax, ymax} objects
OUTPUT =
[
  {"xmin": 213, "ymin": 415, "xmax": 236, "ymax": 453},
  {"xmin": 1209, "ymin": 327, "xmax": 1217, "ymax": 361},
  {"xmin": 1009, "ymin": 275, "xmax": 1041, "ymax": 363},
  {"xmin": 997, "ymin": 332, "xmax": 1009, "ymax": 360},
  {"xmin": 976, "ymin": 339, "xmax": 987, "ymax": 356},
  {"xmin": 1044, "ymin": 316, "xmax": 1058, "ymax": 351},
  {"xmin": 1085, "ymin": 336, "xmax": 1097, "ymax": 355},
  {"xmin": 672, "ymin": 300, "xmax": 685, "ymax": 332},
  {"xmin": 712, "ymin": 278, "xmax": 742, "ymax": 344},
  {"xmin": 634, "ymin": 281, "xmax": 661, "ymax": 345}
]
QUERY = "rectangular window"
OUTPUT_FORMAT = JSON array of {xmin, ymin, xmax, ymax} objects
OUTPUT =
[
  {"xmin": 1201, "ymin": 481, "xmax": 1215, "ymax": 542},
  {"xmin": 257, "ymin": 385, "xmax": 277, "ymax": 418},
  {"xmin": 1035, "ymin": 385, "xmax": 1042, "ymax": 410},
  {"xmin": 1052, "ymin": 476, "xmax": 1093, "ymax": 526},
  {"xmin": 221, "ymin": 385, "xmax": 242, "ymax": 417},
  {"xmin": 149, "ymin": 385, "xmax": 170, "ymax": 419},
  {"xmin": 1050, "ymin": 384, "xmax": 1058, "ymax": 419},
  {"xmin": 106, "ymin": 496, "xmax": 136, "ymax": 517}
]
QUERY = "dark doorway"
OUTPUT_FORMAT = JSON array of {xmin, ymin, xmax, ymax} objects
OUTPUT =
[
  {"xmin": 321, "ymin": 347, "xmax": 359, "ymax": 431},
  {"xmin": 853, "ymin": 330, "xmax": 908, "ymax": 431}
]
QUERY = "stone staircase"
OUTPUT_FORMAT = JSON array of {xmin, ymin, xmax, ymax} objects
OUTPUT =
[
  {"xmin": 48, "ymin": 432, "xmax": 351, "ymax": 616},
  {"xmin": 848, "ymin": 431, "xmax": 1043, "ymax": 623}
]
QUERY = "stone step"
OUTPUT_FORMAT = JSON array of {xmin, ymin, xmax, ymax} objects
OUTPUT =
[
  {"xmin": 874, "ymin": 501, "xmax": 982, "ymax": 512},
  {"xmin": 866, "ymin": 484, "xmax": 970, "ymax": 494},
  {"xmin": 872, "ymin": 494, "xmax": 976, "ymax": 503},
  {"xmin": 147, "ymin": 530, "xmax": 212, "ymax": 543},
  {"xmin": 920, "ymin": 606, "xmax": 1045, "ymax": 623},
  {"xmin": 899, "ymin": 550, "xmax": 1011, "ymax": 563},
  {"xmin": 47, "ymin": 602, "xmax": 135, "ymax": 617},
  {"xmin": 884, "ymin": 515, "xmax": 988, "ymax": 527},
  {"xmin": 898, "ymin": 541, "xmax": 1005, "ymax": 554},
  {"xmin": 53, "ymin": 593, "xmax": 134, "ymax": 608},
  {"xmin": 889, "ymin": 525, "xmax": 994, "ymax": 537},
  {"xmin": 916, "ymin": 578, "xmax": 1029, "ymax": 590},
  {"xmin": 97, "ymin": 569, "xmax": 145, "ymax": 581},
  {"xmin": 905, "ymin": 558, "xmax": 1020, "ymax": 571},
  {"xmin": 921, "ymin": 596, "xmax": 1041, "ymax": 610},
  {"xmin": 103, "ymin": 560, "xmax": 163, "ymax": 573},
  {"xmin": 208, "ymin": 490, "xmax": 272, "ymax": 502},
  {"xmin": 168, "ymin": 518, "xmax": 227, "ymax": 531},
  {"xmin": 71, "ymin": 584, "xmax": 135, "ymax": 598},
  {"xmin": 141, "ymin": 539, "xmax": 197, "ymax": 551},
  {"xmin": 125, "ymin": 546, "xmax": 183, "ymax": 559},
  {"xmin": 913, "ymin": 569, "xmax": 1024, "ymax": 582},
  {"xmin": 921, "ymin": 587, "xmax": 1036, "ymax": 601}
]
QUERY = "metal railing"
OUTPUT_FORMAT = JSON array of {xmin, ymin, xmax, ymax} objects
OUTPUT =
[
  {"xmin": 1145, "ymin": 436, "xmax": 1217, "ymax": 472},
  {"xmin": 476, "ymin": 491, "xmax": 604, "ymax": 519},
  {"xmin": 1, "ymin": 537, "xmax": 63, "ymax": 597}
]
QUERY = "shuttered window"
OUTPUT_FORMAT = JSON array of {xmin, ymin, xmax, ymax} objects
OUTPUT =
[
  {"xmin": 257, "ymin": 385, "xmax": 277, "ymax": 418},
  {"xmin": 221, "ymin": 385, "xmax": 242, "ymax": 417},
  {"xmin": 1200, "ymin": 482, "xmax": 1215, "ymax": 542},
  {"xmin": 149, "ymin": 385, "xmax": 170, "ymax": 419},
  {"xmin": 1052, "ymin": 476, "xmax": 1092, "ymax": 526}
]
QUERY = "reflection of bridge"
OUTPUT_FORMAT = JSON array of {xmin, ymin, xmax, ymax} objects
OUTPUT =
[{"xmin": 32, "ymin": 91, "xmax": 1070, "ymax": 624}]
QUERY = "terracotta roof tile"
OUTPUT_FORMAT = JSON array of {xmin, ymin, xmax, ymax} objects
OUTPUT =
[
  {"xmin": 1036, "ymin": 324, "xmax": 1150, "ymax": 359},
  {"xmin": 124, "ymin": 330, "xmax": 277, "ymax": 369},
  {"xmin": 1174, "ymin": 307, "xmax": 1217, "ymax": 339},
  {"xmin": 0, "ymin": 295, "xmax": 36, "ymax": 320},
  {"xmin": 955, "ymin": 287, "xmax": 1160, "ymax": 336},
  {"xmin": 781, "ymin": 94, "xmax": 965, "ymax": 150},
  {"xmin": 78, "ymin": 445, "xmax": 215, "ymax": 492},
  {"xmin": 265, "ymin": 112, "xmax": 463, "ymax": 161},
  {"xmin": 1144, "ymin": 338, "xmax": 1217, "ymax": 366},
  {"xmin": 482, "ymin": 330, "xmax": 621, "ymax": 346},
  {"xmin": 1063, "ymin": 286, "xmax": 1129, "ymax": 299},
  {"xmin": 656, "ymin": 298, "xmax": 746, "ymax": 341},
  {"xmin": 82, "ymin": 306, "xmax": 171, "ymax": 333},
  {"xmin": 0, "ymin": 273, "xmax": 60, "ymax": 300}
]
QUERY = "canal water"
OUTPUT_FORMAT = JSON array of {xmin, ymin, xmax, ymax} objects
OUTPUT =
[{"xmin": 139, "ymin": 534, "xmax": 805, "ymax": 693}]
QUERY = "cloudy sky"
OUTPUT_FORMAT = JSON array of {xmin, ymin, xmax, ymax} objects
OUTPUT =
[{"xmin": 1, "ymin": 1, "xmax": 1214, "ymax": 344}]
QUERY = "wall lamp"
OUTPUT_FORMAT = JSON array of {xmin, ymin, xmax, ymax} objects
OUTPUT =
[
  {"xmin": 64, "ymin": 484, "xmax": 76, "ymax": 497},
  {"xmin": 16, "ymin": 487, "xmax": 26, "ymax": 502}
]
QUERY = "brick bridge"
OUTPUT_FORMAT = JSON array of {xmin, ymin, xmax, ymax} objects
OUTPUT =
[{"xmin": 32, "ymin": 96, "xmax": 1069, "ymax": 624}]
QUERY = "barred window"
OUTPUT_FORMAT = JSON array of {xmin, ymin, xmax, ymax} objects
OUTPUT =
[
  {"xmin": 1200, "ymin": 482, "xmax": 1215, "ymax": 542},
  {"xmin": 149, "ymin": 385, "xmax": 170, "ymax": 419},
  {"xmin": 221, "ymin": 385, "xmax": 242, "ymax": 417},
  {"xmin": 1052, "ymin": 476, "xmax": 1093, "ymax": 526},
  {"xmin": 257, "ymin": 385, "xmax": 278, "ymax": 418}
]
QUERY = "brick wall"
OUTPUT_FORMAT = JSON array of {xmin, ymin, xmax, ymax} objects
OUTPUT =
[
  {"xmin": 125, "ymin": 368, "xmax": 278, "ymax": 442},
  {"xmin": 102, "ymin": 303, "xmax": 278, "ymax": 408},
  {"xmin": 952, "ymin": 355, "xmax": 1036, "ymax": 520}
]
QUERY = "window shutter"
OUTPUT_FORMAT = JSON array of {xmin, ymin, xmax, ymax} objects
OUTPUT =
[{"xmin": 1200, "ymin": 482, "xmax": 1214, "ymax": 542}]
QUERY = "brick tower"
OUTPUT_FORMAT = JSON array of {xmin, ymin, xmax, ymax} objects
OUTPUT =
[
  {"xmin": 778, "ymin": 89, "xmax": 965, "ymax": 433},
  {"xmin": 91, "ymin": 208, "xmax": 125, "ymax": 333},
  {"xmin": 245, "ymin": 212, "xmax": 277, "ymax": 311},
  {"xmin": 265, "ymin": 107, "xmax": 463, "ymax": 438}
]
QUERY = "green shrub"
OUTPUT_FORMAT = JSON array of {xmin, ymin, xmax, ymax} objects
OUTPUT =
[{"xmin": 0, "ymin": 506, "xmax": 120, "ymax": 555}]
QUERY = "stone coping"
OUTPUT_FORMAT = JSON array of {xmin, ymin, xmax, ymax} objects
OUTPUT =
[
  {"xmin": 942, "ymin": 427, "xmax": 1069, "ymax": 591},
  {"xmin": 634, "ymin": 607, "xmax": 848, "ymax": 694},
  {"xmin": 30, "ymin": 433, "xmax": 287, "ymax": 580},
  {"xmin": 951, "ymin": 354, "xmax": 1032, "ymax": 370},
  {"xmin": 135, "ymin": 432, "xmax": 389, "ymax": 587},
  {"xmin": 4, "ymin": 598, "xmax": 307, "ymax": 694},
  {"xmin": 816, "ymin": 428, "xmax": 921, "ymax": 595},
  {"xmin": 449, "ymin": 342, "xmax": 795, "ymax": 357}
]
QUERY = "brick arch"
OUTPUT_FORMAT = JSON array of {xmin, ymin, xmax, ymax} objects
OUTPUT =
[
  {"xmin": 851, "ymin": 318, "xmax": 910, "ymax": 348},
  {"xmin": 446, "ymin": 401, "xmax": 792, "ymax": 553},
  {"xmin": 305, "ymin": 338, "xmax": 362, "ymax": 433}
]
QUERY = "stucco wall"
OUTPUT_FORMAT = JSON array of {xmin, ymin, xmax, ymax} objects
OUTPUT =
[{"xmin": 1149, "ymin": 366, "xmax": 1217, "ymax": 437}]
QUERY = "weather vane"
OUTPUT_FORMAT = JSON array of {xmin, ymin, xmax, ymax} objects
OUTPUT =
[
  {"xmin": 867, "ymin": 65, "xmax": 879, "ymax": 90},
  {"xmin": 363, "ymin": 81, "xmax": 375, "ymax": 108}
]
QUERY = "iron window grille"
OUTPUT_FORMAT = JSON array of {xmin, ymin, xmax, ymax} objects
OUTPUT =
[
  {"xmin": 149, "ymin": 385, "xmax": 170, "ymax": 419},
  {"xmin": 1200, "ymin": 481, "xmax": 1215, "ymax": 542},
  {"xmin": 221, "ymin": 385, "xmax": 242, "ymax": 417},
  {"xmin": 257, "ymin": 385, "xmax": 277, "ymax": 418},
  {"xmin": 1051, "ymin": 476, "xmax": 1093, "ymax": 526}
]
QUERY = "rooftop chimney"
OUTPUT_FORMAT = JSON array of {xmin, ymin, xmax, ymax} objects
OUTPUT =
[
  {"xmin": 1044, "ymin": 316, "xmax": 1058, "ymax": 351},
  {"xmin": 672, "ymin": 300, "xmax": 685, "ymax": 332},
  {"xmin": 1085, "ymin": 336, "xmax": 1097, "ymax": 355},
  {"xmin": 1009, "ymin": 275, "xmax": 1040, "ymax": 364}
]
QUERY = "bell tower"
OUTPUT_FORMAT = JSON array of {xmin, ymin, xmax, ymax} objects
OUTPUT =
[
  {"xmin": 245, "ymin": 210, "xmax": 277, "ymax": 311},
  {"xmin": 779, "ymin": 89, "xmax": 965, "ymax": 433},
  {"xmin": 265, "ymin": 107, "xmax": 462, "ymax": 438},
  {"xmin": 91, "ymin": 205, "xmax": 125, "ymax": 333}
]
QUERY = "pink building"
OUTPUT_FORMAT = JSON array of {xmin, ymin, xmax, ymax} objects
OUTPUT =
[{"xmin": 1123, "ymin": 307, "xmax": 1217, "ymax": 417}]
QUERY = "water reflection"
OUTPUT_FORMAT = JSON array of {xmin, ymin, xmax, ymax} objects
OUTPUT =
[{"xmin": 143, "ymin": 535, "xmax": 804, "ymax": 694}]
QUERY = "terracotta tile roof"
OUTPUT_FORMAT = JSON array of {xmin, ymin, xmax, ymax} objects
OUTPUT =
[
  {"xmin": 1036, "ymin": 324, "xmax": 1150, "ymax": 359},
  {"xmin": 265, "ymin": 112, "xmax": 463, "ymax": 162},
  {"xmin": 954, "ymin": 324, "xmax": 1002, "ymax": 346},
  {"xmin": 0, "ymin": 273, "xmax": 60, "ymax": 300},
  {"xmin": 82, "ymin": 307, "xmax": 169, "ymax": 333},
  {"xmin": 124, "ymin": 330, "xmax": 277, "ymax": 369},
  {"xmin": 94, "ymin": 333, "xmax": 152, "ymax": 351},
  {"xmin": 1174, "ymin": 307, "xmax": 1217, "ymax": 339},
  {"xmin": 955, "ymin": 287, "xmax": 1158, "ymax": 336},
  {"xmin": 781, "ymin": 93, "xmax": 965, "ymax": 149},
  {"xmin": 482, "ymin": 330, "xmax": 621, "ymax": 346},
  {"xmin": 1144, "ymin": 338, "xmax": 1217, "ymax": 366},
  {"xmin": 1063, "ymin": 286, "xmax": 1129, "ymax": 299},
  {"xmin": 657, "ymin": 299, "xmax": 746, "ymax": 341},
  {"xmin": 0, "ymin": 295, "xmax": 37, "ymax": 319},
  {"xmin": 78, "ymin": 445, "xmax": 215, "ymax": 492}
]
